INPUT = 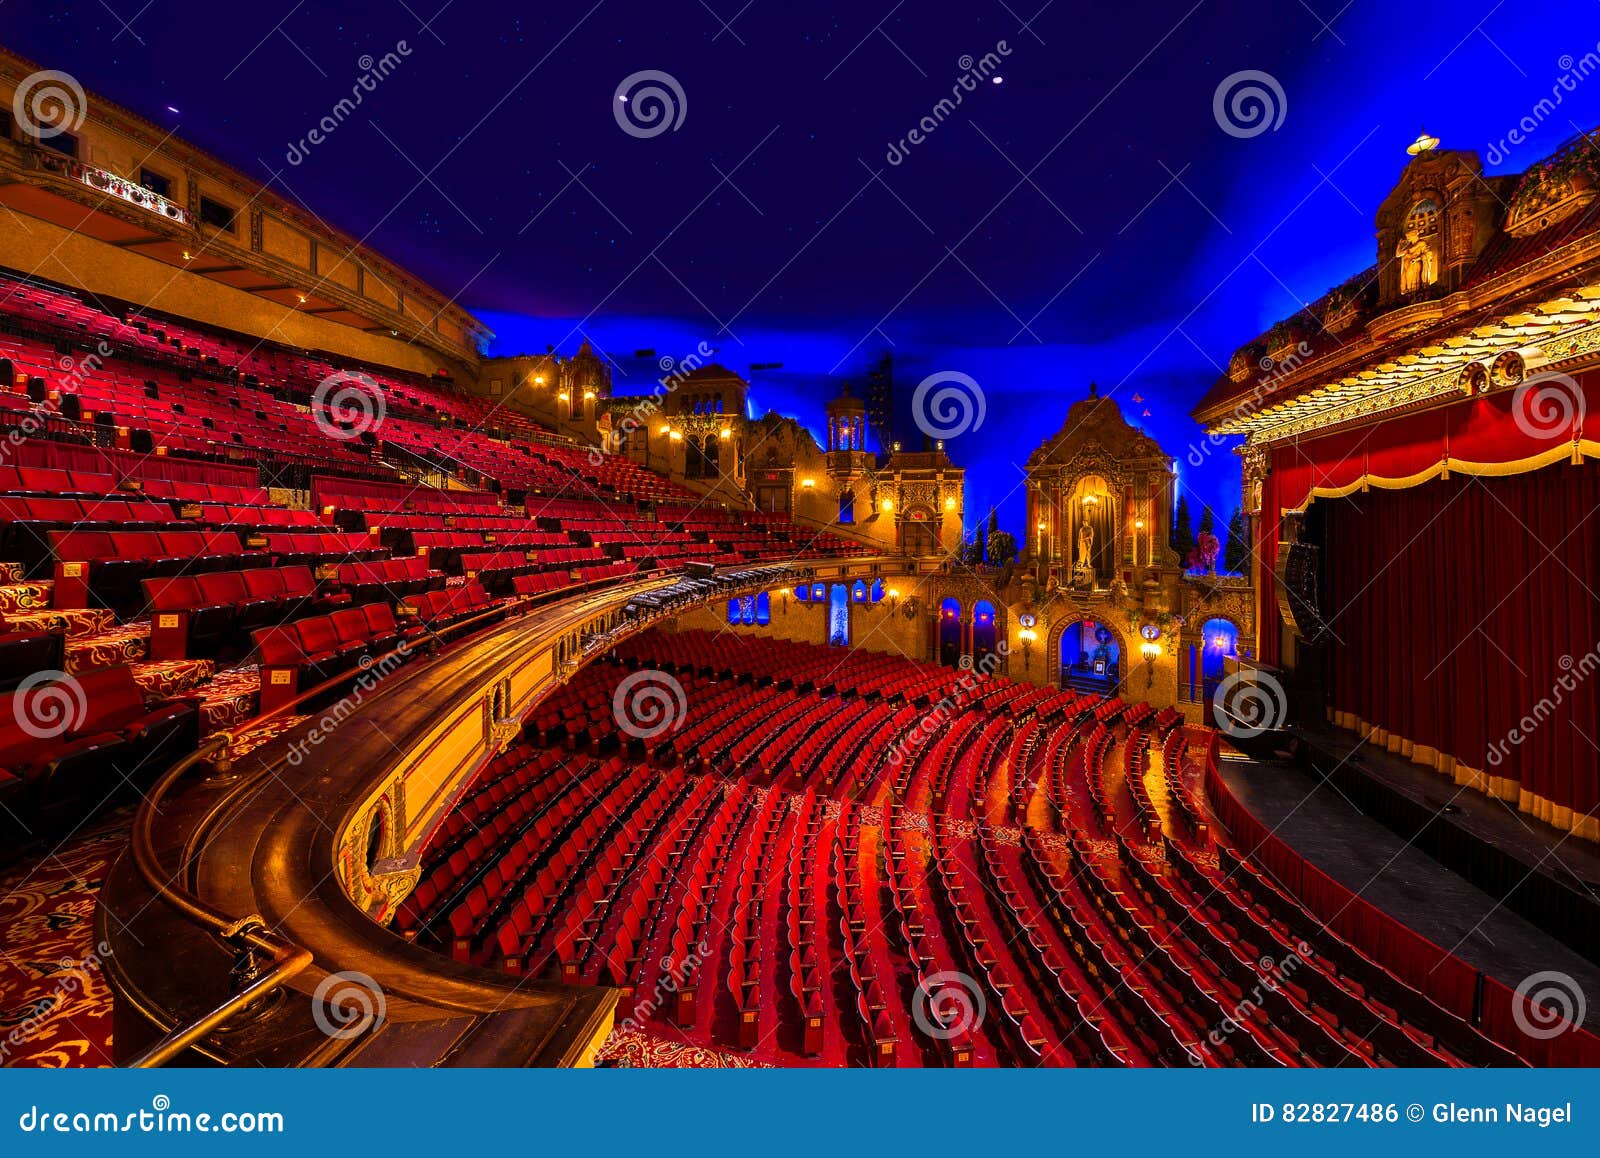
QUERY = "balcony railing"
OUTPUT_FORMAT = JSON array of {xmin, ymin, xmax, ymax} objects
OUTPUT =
[{"xmin": 30, "ymin": 147, "xmax": 193, "ymax": 226}]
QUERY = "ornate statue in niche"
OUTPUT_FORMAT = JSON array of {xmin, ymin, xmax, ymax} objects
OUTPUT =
[
  {"xmin": 1397, "ymin": 199, "xmax": 1441, "ymax": 294},
  {"xmin": 1073, "ymin": 521, "xmax": 1095, "ymax": 588}
]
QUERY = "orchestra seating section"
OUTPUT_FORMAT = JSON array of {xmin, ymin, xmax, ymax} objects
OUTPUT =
[
  {"xmin": 388, "ymin": 627, "xmax": 1587, "ymax": 1069},
  {"xmin": 0, "ymin": 269, "xmax": 858, "ymax": 835}
]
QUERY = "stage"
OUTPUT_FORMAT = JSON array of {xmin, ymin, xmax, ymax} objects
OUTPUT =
[{"xmin": 1214, "ymin": 722, "xmax": 1600, "ymax": 1005}]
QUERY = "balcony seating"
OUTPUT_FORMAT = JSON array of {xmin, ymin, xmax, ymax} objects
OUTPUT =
[
  {"xmin": 50, "ymin": 528, "xmax": 269, "ymax": 615},
  {"xmin": 261, "ymin": 532, "xmax": 387, "ymax": 569},
  {"xmin": 0, "ymin": 665, "xmax": 197, "ymax": 829},
  {"xmin": 250, "ymin": 603, "xmax": 416, "ymax": 711},
  {"xmin": 335, "ymin": 555, "xmax": 446, "ymax": 603},
  {"xmin": 142, "ymin": 565, "xmax": 343, "ymax": 660},
  {"xmin": 401, "ymin": 581, "xmax": 502, "ymax": 638}
]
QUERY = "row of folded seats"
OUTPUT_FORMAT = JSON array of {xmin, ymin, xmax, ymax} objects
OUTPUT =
[
  {"xmin": 459, "ymin": 548, "xmax": 632, "ymax": 594},
  {"xmin": 403, "ymin": 582, "xmax": 501, "ymax": 639},
  {"xmin": 49, "ymin": 530, "xmax": 388, "ymax": 617},
  {"xmin": 3, "ymin": 499, "xmax": 326, "ymax": 577},
  {"xmin": 0, "ymin": 665, "xmax": 198, "ymax": 834},
  {"xmin": 336, "ymin": 556, "xmax": 445, "ymax": 603},
  {"xmin": 143, "ymin": 566, "xmax": 347, "ymax": 660},
  {"xmin": 2, "ymin": 497, "xmax": 190, "ymax": 575},
  {"xmin": 51, "ymin": 529, "xmax": 270, "ymax": 616},
  {"xmin": 0, "ymin": 466, "xmax": 266, "ymax": 507},
  {"xmin": 248, "ymin": 582, "xmax": 504, "ymax": 710},
  {"xmin": 142, "ymin": 559, "xmax": 466, "ymax": 661},
  {"xmin": 252, "ymin": 604, "xmax": 416, "ymax": 711}
]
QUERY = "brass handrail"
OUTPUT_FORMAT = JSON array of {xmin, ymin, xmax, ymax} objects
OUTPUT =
[
  {"xmin": 122, "ymin": 601, "xmax": 528, "ymax": 1065},
  {"xmin": 119, "ymin": 574, "xmax": 675, "ymax": 1064},
  {"xmin": 125, "ymin": 729, "xmax": 310, "ymax": 1067}
]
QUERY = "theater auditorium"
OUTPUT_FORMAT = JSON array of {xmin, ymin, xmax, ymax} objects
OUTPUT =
[{"xmin": 1, "ymin": 31, "xmax": 1598, "ymax": 1073}]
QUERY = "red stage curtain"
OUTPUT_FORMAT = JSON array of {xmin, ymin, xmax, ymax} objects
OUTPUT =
[
  {"xmin": 1322, "ymin": 462, "xmax": 1600, "ymax": 833},
  {"xmin": 1253, "ymin": 370, "xmax": 1600, "ymax": 670}
]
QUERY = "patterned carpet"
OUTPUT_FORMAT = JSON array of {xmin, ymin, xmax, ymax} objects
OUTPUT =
[
  {"xmin": 595, "ymin": 1027, "xmax": 774, "ymax": 1068},
  {"xmin": 0, "ymin": 808, "xmax": 128, "ymax": 1068}
]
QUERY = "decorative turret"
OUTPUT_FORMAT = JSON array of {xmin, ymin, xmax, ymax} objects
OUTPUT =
[{"xmin": 826, "ymin": 381, "xmax": 868, "ymax": 452}]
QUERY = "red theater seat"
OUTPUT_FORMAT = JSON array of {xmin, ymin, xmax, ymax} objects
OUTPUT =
[{"xmin": 0, "ymin": 666, "xmax": 197, "ymax": 829}]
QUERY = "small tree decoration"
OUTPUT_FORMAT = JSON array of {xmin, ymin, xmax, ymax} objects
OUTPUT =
[{"xmin": 1223, "ymin": 507, "xmax": 1248, "ymax": 575}]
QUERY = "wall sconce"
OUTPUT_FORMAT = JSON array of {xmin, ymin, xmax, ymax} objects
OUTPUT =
[
  {"xmin": 668, "ymin": 430, "xmax": 682, "ymax": 441},
  {"xmin": 1134, "ymin": 518, "xmax": 1145, "ymax": 530},
  {"xmin": 887, "ymin": 586, "xmax": 902, "ymax": 609},
  {"xmin": 719, "ymin": 428, "xmax": 731, "ymax": 439},
  {"xmin": 801, "ymin": 477, "xmax": 815, "ymax": 488},
  {"xmin": 1139, "ymin": 623, "xmax": 1161, "ymax": 689},
  {"xmin": 657, "ymin": 423, "xmax": 670, "ymax": 435},
  {"xmin": 881, "ymin": 498, "xmax": 894, "ymax": 512},
  {"xmin": 1019, "ymin": 627, "xmax": 1037, "ymax": 671},
  {"xmin": 583, "ymin": 389, "xmax": 596, "ymax": 401},
  {"xmin": 892, "ymin": 441, "xmax": 902, "ymax": 452},
  {"xmin": 1082, "ymin": 493, "xmax": 1099, "ymax": 506},
  {"xmin": 1036, "ymin": 520, "xmax": 1046, "ymax": 530},
  {"xmin": 558, "ymin": 390, "xmax": 571, "ymax": 402}
]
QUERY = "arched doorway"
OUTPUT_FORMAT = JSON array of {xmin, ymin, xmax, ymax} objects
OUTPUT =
[
  {"xmin": 1188, "ymin": 617, "xmax": 1238, "ymax": 706},
  {"xmin": 938, "ymin": 597, "xmax": 962, "ymax": 667},
  {"xmin": 828, "ymin": 584, "xmax": 851, "ymax": 647},
  {"xmin": 972, "ymin": 600, "xmax": 997, "ymax": 668},
  {"xmin": 1059, "ymin": 618, "xmax": 1121, "ymax": 694}
]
